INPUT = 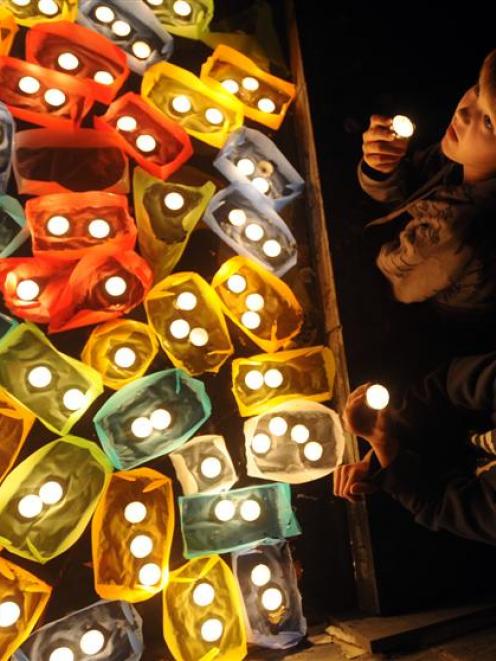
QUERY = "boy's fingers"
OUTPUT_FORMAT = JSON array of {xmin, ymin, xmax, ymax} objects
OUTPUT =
[
  {"xmin": 364, "ymin": 125, "xmax": 395, "ymax": 141},
  {"xmin": 350, "ymin": 482, "xmax": 377, "ymax": 495},
  {"xmin": 333, "ymin": 466, "xmax": 344, "ymax": 497},
  {"xmin": 363, "ymin": 142, "xmax": 407, "ymax": 157},
  {"xmin": 369, "ymin": 114, "xmax": 393, "ymax": 127}
]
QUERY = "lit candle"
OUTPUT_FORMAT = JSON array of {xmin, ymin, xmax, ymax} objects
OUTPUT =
[
  {"xmin": 88, "ymin": 218, "xmax": 111, "ymax": 238},
  {"xmin": 150, "ymin": 408, "xmax": 171, "ymax": 430},
  {"xmin": 239, "ymin": 498, "xmax": 261, "ymax": 521},
  {"xmin": 39, "ymin": 480, "xmax": 64, "ymax": 505},
  {"xmin": 46, "ymin": 214, "xmax": 70, "ymax": 236},
  {"xmin": 227, "ymin": 274, "xmax": 247, "ymax": 294},
  {"xmin": 124, "ymin": 500, "xmax": 147, "ymax": 523},
  {"xmin": 252, "ymin": 177, "xmax": 270, "ymax": 194},
  {"xmin": 38, "ymin": 0, "xmax": 59, "ymax": 16},
  {"xmin": 176, "ymin": 291, "xmax": 197, "ymax": 310},
  {"xmin": 228, "ymin": 208, "xmax": 247, "ymax": 226},
  {"xmin": 129, "ymin": 534, "xmax": 153, "ymax": 558},
  {"xmin": 242, "ymin": 77, "xmax": 259, "ymax": 92},
  {"xmin": 18, "ymin": 76, "xmax": 41, "ymax": 95},
  {"xmin": 391, "ymin": 114, "xmax": 415, "ymax": 138},
  {"xmin": 169, "ymin": 318, "xmax": 190, "ymax": 339},
  {"xmin": 236, "ymin": 158, "xmax": 256, "ymax": 176},
  {"xmin": 261, "ymin": 587, "xmax": 283, "ymax": 611},
  {"xmin": 18, "ymin": 494, "xmax": 43, "ymax": 519},
  {"xmin": 111, "ymin": 20, "xmax": 131, "ymax": 37},
  {"xmin": 257, "ymin": 97, "xmax": 276, "ymax": 114},
  {"xmin": 173, "ymin": 0, "xmax": 192, "ymax": 17},
  {"xmin": 245, "ymin": 293, "xmax": 264, "ymax": 311},
  {"xmin": 138, "ymin": 562, "xmax": 161, "ymax": 586},
  {"xmin": 241, "ymin": 310, "xmax": 261, "ymax": 329},
  {"xmin": 116, "ymin": 115, "xmax": 137, "ymax": 132},
  {"xmin": 62, "ymin": 388, "xmax": 87, "ymax": 411},
  {"xmin": 303, "ymin": 441, "xmax": 323, "ymax": 462},
  {"xmin": 244, "ymin": 223, "xmax": 264, "ymax": 242},
  {"xmin": 93, "ymin": 70, "xmax": 114, "ymax": 86},
  {"xmin": 268, "ymin": 416, "xmax": 287, "ymax": 436},
  {"xmin": 251, "ymin": 433, "xmax": 271, "ymax": 454},
  {"xmin": 49, "ymin": 648, "xmax": 74, "ymax": 661},
  {"xmin": 264, "ymin": 368, "xmax": 283, "ymax": 388},
  {"xmin": 251, "ymin": 563, "xmax": 271, "ymax": 586},
  {"xmin": 44, "ymin": 88, "xmax": 66, "ymax": 108},
  {"xmin": 204, "ymin": 108, "xmax": 224, "ymax": 125},
  {"xmin": 0, "ymin": 601, "xmax": 21, "ymax": 628},
  {"xmin": 192, "ymin": 582, "xmax": 215, "ymax": 606},
  {"xmin": 221, "ymin": 79, "xmax": 239, "ymax": 94},
  {"xmin": 189, "ymin": 327, "xmax": 209, "ymax": 347},
  {"xmin": 262, "ymin": 239, "xmax": 282, "ymax": 258},
  {"xmin": 17, "ymin": 279, "xmax": 40, "ymax": 301},
  {"xmin": 114, "ymin": 346, "xmax": 137, "ymax": 368},
  {"xmin": 27, "ymin": 365, "xmax": 52, "ymax": 388},
  {"xmin": 80, "ymin": 630, "xmax": 105, "ymax": 656},
  {"xmin": 132, "ymin": 41, "xmax": 152, "ymax": 60},
  {"xmin": 11, "ymin": 0, "xmax": 31, "ymax": 5},
  {"xmin": 146, "ymin": 0, "xmax": 163, "ymax": 5},
  {"xmin": 135, "ymin": 134, "xmax": 157, "ymax": 153},
  {"xmin": 94, "ymin": 5, "xmax": 115, "ymax": 23},
  {"xmin": 57, "ymin": 52, "xmax": 80, "ymax": 71},
  {"xmin": 244, "ymin": 369, "xmax": 264, "ymax": 390},
  {"xmin": 200, "ymin": 618, "xmax": 223, "ymax": 643},
  {"xmin": 164, "ymin": 192, "xmax": 185, "ymax": 210},
  {"xmin": 200, "ymin": 456, "xmax": 222, "ymax": 479},
  {"xmin": 131, "ymin": 416, "xmax": 153, "ymax": 439},
  {"xmin": 214, "ymin": 499, "xmax": 235, "ymax": 522},
  {"xmin": 104, "ymin": 275, "xmax": 127, "ymax": 297},
  {"xmin": 171, "ymin": 95, "xmax": 192, "ymax": 114},
  {"xmin": 290, "ymin": 424, "xmax": 309, "ymax": 443},
  {"xmin": 365, "ymin": 384, "xmax": 390, "ymax": 410}
]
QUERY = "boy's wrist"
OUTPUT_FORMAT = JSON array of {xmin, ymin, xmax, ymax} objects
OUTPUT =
[
  {"xmin": 368, "ymin": 433, "xmax": 399, "ymax": 468},
  {"xmin": 361, "ymin": 159, "xmax": 397, "ymax": 181}
]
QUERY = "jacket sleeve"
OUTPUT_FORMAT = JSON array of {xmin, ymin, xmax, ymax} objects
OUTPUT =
[{"xmin": 357, "ymin": 159, "xmax": 410, "ymax": 205}]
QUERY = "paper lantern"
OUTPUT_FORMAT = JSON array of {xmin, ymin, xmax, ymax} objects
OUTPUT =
[
  {"xmin": 147, "ymin": 0, "xmax": 214, "ymax": 40},
  {"xmin": 179, "ymin": 482, "xmax": 301, "ymax": 557},
  {"xmin": 201, "ymin": 45, "xmax": 296, "ymax": 130},
  {"xmin": 25, "ymin": 191, "xmax": 137, "ymax": 260},
  {"xmin": 0, "ymin": 56, "xmax": 95, "ymax": 129},
  {"xmin": 0, "ymin": 323, "xmax": 103, "ymax": 434},
  {"xmin": 48, "ymin": 249, "xmax": 153, "ymax": 333},
  {"xmin": 204, "ymin": 182, "xmax": 297, "ymax": 276},
  {"xmin": 214, "ymin": 127, "xmax": 304, "ymax": 211},
  {"xmin": 244, "ymin": 399, "xmax": 345, "ymax": 484},
  {"xmin": 81, "ymin": 319, "xmax": 159, "ymax": 390},
  {"xmin": 78, "ymin": 0, "xmax": 174, "ymax": 74},
  {"xmin": 145, "ymin": 271, "xmax": 233, "ymax": 375},
  {"xmin": 0, "ymin": 8, "xmax": 17, "ymax": 56},
  {"xmin": 232, "ymin": 542, "xmax": 306, "ymax": 649},
  {"xmin": 25, "ymin": 19, "xmax": 129, "ymax": 104},
  {"xmin": 92, "ymin": 468, "xmax": 174, "ymax": 602},
  {"xmin": 94, "ymin": 92, "xmax": 192, "ymax": 179},
  {"xmin": 142, "ymin": 60, "xmax": 244, "ymax": 148},
  {"xmin": 0, "ymin": 436, "xmax": 111, "ymax": 563},
  {"xmin": 133, "ymin": 166, "xmax": 216, "ymax": 283},
  {"xmin": 0, "ymin": 557, "xmax": 51, "ymax": 660},
  {"xmin": 13, "ymin": 601, "xmax": 144, "ymax": 661},
  {"xmin": 94, "ymin": 368, "xmax": 212, "ymax": 469},
  {"xmin": 2, "ymin": 0, "xmax": 77, "ymax": 27},
  {"xmin": 0, "ymin": 101, "xmax": 14, "ymax": 192},
  {"xmin": 0, "ymin": 195, "xmax": 29, "ymax": 257},
  {"xmin": 170, "ymin": 434, "xmax": 238, "ymax": 495},
  {"xmin": 163, "ymin": 555, "xmax": 247, "ymax": 661},
  {"xmin": 13, "ymin": 128, "xmax": 129, "ymax": 195},
  {"xmin": 232, "ymin": 345, "xmax": 335, "ymax": 416},
  {"xmin": 0, "ymin": 387, "xmax": 35, "ymax": 483},
  {"xmin": 211, "ymin": 256, "xmax": 304, "ymax": 353}
]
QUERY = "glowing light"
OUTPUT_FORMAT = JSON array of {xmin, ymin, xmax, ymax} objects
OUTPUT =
[
  {"xmin": 93, "ymin": 70, "xmax": 114, "ymax": 86},
  {"xmin": 236, "ymin": 158, "xmax": 256, "ymax": 176},
  {"xmin": 47, "ymin": 215, "xmax": 70, "ymax": 236},
  {"xmin": 241, "ymin": 311, "xmax": 261, "ymax": 330},
  {"xmin": 104, "ymin": 275, "xmax": 127, "ymax": 297},
  {"xmin": 88, "ymin": 218, "xmax": 111, "ymax": 238},
  {"xmin": 214, "ymin": 499, "xmax": 235, "ymax": 522},
  {"xmin": 164, "ymin": 192, "xmax": 185, "ymax": 210},
  {"xmin": 169, "ymin": 318, "xmax": 190, "ymax": 339},
  {"xmin": 392, "ymin": 114, "xmax": 414, "ymax": 138},
  {"xmin": 176, "ymin": 291, "xmax": 197, "ymax": 310},
  {"xmin": 303, "ymin": 441, "xmax": 323, "ymax": 462},
  {"xmin": 252, "ymin": 177, "xmax": 270, "ymax": 194},
  {"xmin": 18, "ymin": 494, "xmax": 43, "ymax": 519},
  {"xmin": 131, "ymin": 416, "xmax": 153, "ymax": 439},
  {"xmin": 111, "ymin": 20, "xmax": 131, "ymax": 37},
  {"xmin": 200, "ymin": 456, "xmax": 222, "ymax": 479},
  {"xmin": 63, "ymin": 388, "xmax": 87, "ymax": 411},
  {"xmin": 251, "ymin": 432, "xmax": 271, "ymax": 454},
  {"xmin": 245, "ymin": 293, "xmax": 264, "ymax": 311},
  {"xmin": 0, "ymin": 601, "xmax": 21, "ymax": 628},
  {"xmin": 200, "ymin": 618, "xmax": 223, "ymax": 643},
  {"xmin": 264, "ymin": 368, "xmax": 283, "ymax": 388},
  {"xmin": 221, "ymin": 79, "xmax": 239, "ymax": 94},
  {"xmin": 150, "ymin": 408, "xmax": 171, "ymax": 430},
  {"xmin": 57, "ymin": 52, "xmax": 79, "ymax": 71},
  {"xmin": 132, "ymin": 41, "xmax": 152, "ymax": 60},
  {"xmin": 189, "ymin": 327, "xmax": 209, "ymax": 347},
  {"xmin": 251, "ymin": 563, "xmax": 271, "ymax": 586},
  {"xmin": 44, "ymin": 88, "xmax": 66, "ymax": 107},
  {"xmin": 173, "ymin": 0, "xmax": 192, "ymax": 17},
  {"xmin": 205, "ymin": 108, "xmax": 224, "ymax": 125},
  {"xmin": 130, "ymin": 534, "xmax": 153, "ymax": 558},
  {"xmin": 258, "ymin": 97, "xmax": 276, "ymax": 114},
  {"xmin": 94, "ymin": 5, "xmax": 115, "ymax": 23},
  {"xmin": 11, "ymin": 0, "xmax": 31, "ymax": 5},
  {"xmin": 17, "ymin": 279, "xmax": 40, "ymax": 301},
  {"xmin": 365, "ymin": 384, "xmax": 390, "ymax": 410},
  {"xmin": 227, "ymin": 274, "xmax": 247, "ymax": 294},
  {"xmin": 192, "ymin": 582, "xmax": 215, "ymax": 607},
  {"xmin": 242, "ymin": 76, "xmax": 259, "ymax": 91},
  {"xmin": 18, "ymin": 76, "xmax": 40, "ymax": 95},
  {"xmin": 146, "ymin": 0, "xmax": 163, "ymax": 5},
  {"xmin": 244, "ymin": 369, "xmax": 264, "ymax": 390},
  {"xmin": 116, "ymin": 115, "xmax": 137, "ymax": 132},
  {"xmin": 39, "ymin": 481, "xmax": 63, "ymax": 505},
  {"xmin": 49, "ymin": 648, "xmax": 74, "ymax": 661},
  {"xmin": 114, "ymin": 346, "xmax": 137, "ymax": 368},
  {"xmin": 263, "ymin": 239, "xmax": 282, "ymax": 257},
  {"xmin": 244, "ymin": 223, "xmax": 264, "ymax": 242},
  {"xmin": 269, "ymin": 416, "xmax": 287, "ymax": 437},
  {"xmin": 228, "ymin": 209, "xmax": 246, "ymax": 226},
  {"xmin": 171, "ymin": 95, "xmax": 192, "ymax": 114},
  {"xmin": 240, "ymin": 498, "xmax": 261, "ymax": 522},
  {"xmin": 261, "ymin": 587, "xmax": 283, "ymax": 611},
  {"xmin": 124, "ymin": 501, "xmax": 147, "ymax": 523},
  {"xmin": 38, "ymin": 0, "xmax": 59, "ymax": 16},
  {"xmin": 290, "ymin": 424, "xmax": 309, "ymax": 443},
  {"xmin": 138, "ymin": 563, "xmax": 162, "ymax": 586},
  {"xmin": 135, "ymin": 134, "xmax": 157, "ymax": 153},
  {"xmin": 80, "ymin": 630, "xmax": 105, "ymax": 655},
  {"xmin": 27, "ymin": 366, "xmax": 52, "ymax": 388}
]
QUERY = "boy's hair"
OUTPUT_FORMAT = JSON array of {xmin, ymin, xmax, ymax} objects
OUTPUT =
[{"xmin": 481, "ymin": 49, "xmax": 496, "ymax": 112}]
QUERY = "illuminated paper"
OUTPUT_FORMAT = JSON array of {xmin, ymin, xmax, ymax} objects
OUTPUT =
[
  {"xmin": 2, "ymin": 0, "xmax": 77, "ymax": 27},
  {"xmin": 148, "ymin": 0, "xmax": 213, "ymax": 40},
  {"xmin": 163, "ymin": 555, "xmax": 247, "ymax": 661},
  {"xmin": 0, "ymin": 323, "xmax": 103, "ymax": 434},
  {"xmin": 0, "ymin": 387, "xmax": 35, "ymax": 483},
  {"xmin": 81, "ymin": 318, "xmax": 159, "ymax": 390},
  {"xmin": 0, "ymin": 195, "xmax": 29, "ymax": 257},
  {"xmin": 92, "ymin": 468, "xmax": 174, "ymax": 602},
  {"xmin": 94, "ymin": 368, "xmax": 212, "ymax": 469},
  {"xmin": 145, "ymin": 271, "xmax": 233, "ymax": 375},
  {"xmin": 244, "ymin": 399, "xmax": 345, "ymax": 484},
  {"xmin": 0, "ymin": 436, "xmax": 111, "ymax": 563},
  {"xmin": 0, "ymin": 8, "xmax": 17, "ymax": 56},
  {"xmin": 0, "ymin": 101, "xmax": 14, "ymax": 192}
]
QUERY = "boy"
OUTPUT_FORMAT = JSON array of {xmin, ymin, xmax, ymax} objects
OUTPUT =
[{"xmin": 358, "ymin": 50, "xmax": 496, "ymax": 310}]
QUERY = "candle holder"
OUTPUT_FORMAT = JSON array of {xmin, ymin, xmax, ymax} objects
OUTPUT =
[
  {"xmin": 92, "ymin": 468, "xmax": 174, "ymax": 602},
  {"xmin": 133, "ymin": 167, "xmax": 216, "ymax": 283},
  {"xmin": 145, "ymin": 271, "xmax": 233, "ymax": 375},
  {"xmin": 179, "ymin": 482, "xmax": 301, "ymax": 557},
  {"xmin": 0, "ymin": 101, "xmax": 15, "ymax": 192},
  {"xmin": 0, "ymin": 436, "xmax": 111, "ymax": 563},
  {"xmin": 93, "ymin": 368, "xmax": 212, "ymax": 469},
  {"xmin": 0, "ymin": 9, "xmax": 17, "ymax": 56},
  {"xmin": 0, "ymin": 195, "xmax": 29, "ymax": 257},
  {"xmin": 146, "ymin": 0, "xmax": 214, "ymax": 40},
  {"xmin": 232, "ymin": 346, "xmax": 335, "ymax": 416},
  {"xmin": 163, "ymin": 555, "xmax": 246, "ymax": 661},
  {"xmin": 244, "ymin": 399, "xmax": 345, "ymax": 484},
  {"xmin": 0, "ymin": 388, "xmax": 35, "ymax": 483},
  {"xmin": 211, "ymin": 256, "xmax": 303, "ymax": 353},
  {"xmin": 3, "ymin": 0, "xmax": 77, "ymax": 27}
]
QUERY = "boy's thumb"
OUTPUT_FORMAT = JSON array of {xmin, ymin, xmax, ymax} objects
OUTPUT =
[{"xmin": 350, "ymin": 481, "xmax": 377, "ymax": 496}]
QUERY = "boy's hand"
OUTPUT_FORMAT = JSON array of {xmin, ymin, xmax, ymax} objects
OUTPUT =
[
  {"xmin": 333, "ymin": 449, "xmax": 377, "ymax": 502},
  {"xmin": 362, "ymin": 115, "xmax": 409, "ymax": 174}
]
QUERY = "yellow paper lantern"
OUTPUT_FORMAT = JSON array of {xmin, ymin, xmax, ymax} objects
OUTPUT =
[{"xmin": 0, "ymin": 387, "xmax": 35, "ymax": 482}]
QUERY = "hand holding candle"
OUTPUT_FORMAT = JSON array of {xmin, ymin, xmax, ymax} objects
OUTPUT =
[{"xmin": 362, "ymin": 114, "xmax": 412, "ymax": 174}]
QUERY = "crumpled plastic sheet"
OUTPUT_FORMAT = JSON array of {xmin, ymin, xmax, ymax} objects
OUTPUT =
[
  {"xmin": 3, "ymin": 0, "xmax": 77, "ymax": 27},
  {"xmin": 0, "ymin": 8, "xmax": 18, "ymax": 56},
  {"xmin": 0, "ymin": 386, "xmax": 35, "ymax": 482},
  {"xmin": 0, "ymin": 195, "xmax": 29, "ymax": 257},
  {"xmin": 147, "ymin": 0, "xmax": 214, "ymax": 40}
]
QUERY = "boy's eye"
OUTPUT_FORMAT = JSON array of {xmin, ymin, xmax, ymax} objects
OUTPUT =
[{"xmin": 483, "ymin": 114, "xmax": 493, "ymax": 130}]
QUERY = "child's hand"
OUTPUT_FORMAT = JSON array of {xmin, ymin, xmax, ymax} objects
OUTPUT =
[
  {"xmin": 333, "ymin": 449, "xmax": 377, "ymax": 502},
  {"xmin": 362, "ymin": 115, "xmax": 409, "ymax": 173}
]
